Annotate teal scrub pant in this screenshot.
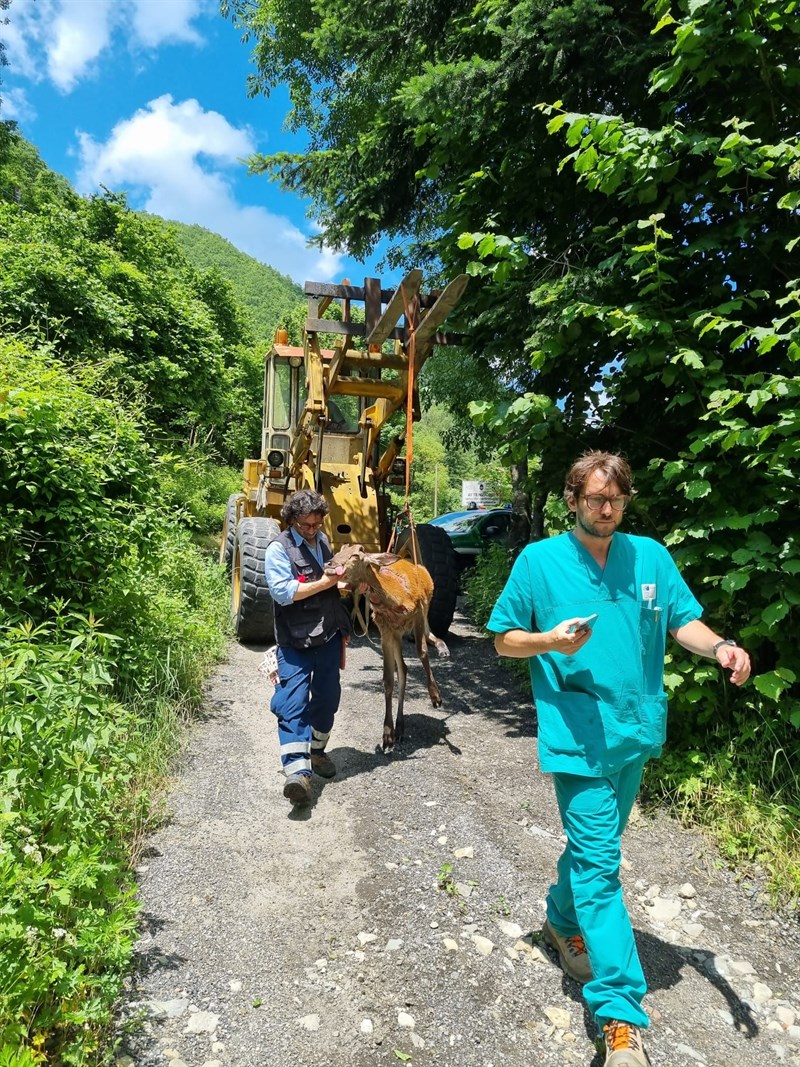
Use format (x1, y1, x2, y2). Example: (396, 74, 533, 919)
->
(546, 757, 649, 1028)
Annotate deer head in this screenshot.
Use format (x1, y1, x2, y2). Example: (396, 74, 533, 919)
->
(325, 545, 402, 587)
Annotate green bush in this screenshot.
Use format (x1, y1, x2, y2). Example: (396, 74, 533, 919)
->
(462, 544, 513, 630)
(0, 613, 142, 1064)
(156, 452, 241, 538)
(462, 545, 529, 687)
(102, 528, 230, 703)
(0, 340, 161, 615)
(0, 197, 230, 436)
(0, 136, 245, 1063)
(0, 340, 230, 1062)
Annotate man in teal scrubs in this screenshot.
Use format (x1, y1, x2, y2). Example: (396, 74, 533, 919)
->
(487, 451, 750, 1067)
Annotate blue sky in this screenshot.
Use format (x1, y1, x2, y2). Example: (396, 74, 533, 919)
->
(0, 0, 385, 285)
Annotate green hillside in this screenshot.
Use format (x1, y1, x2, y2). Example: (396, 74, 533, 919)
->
(166, 220, 303, 345)
(0, 128, 247, 1063)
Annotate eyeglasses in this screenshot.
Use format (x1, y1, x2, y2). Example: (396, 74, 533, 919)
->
(582, 494, 630, 512)
(295, 519, 324, 532)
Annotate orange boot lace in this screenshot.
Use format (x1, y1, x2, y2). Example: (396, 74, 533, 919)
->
(603, 1021, 643, 1052)
(565, 933, 587, 959)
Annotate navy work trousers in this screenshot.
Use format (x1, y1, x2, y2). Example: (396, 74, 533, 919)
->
(271, 633, 342, 777)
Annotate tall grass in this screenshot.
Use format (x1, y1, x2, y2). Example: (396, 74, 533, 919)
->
(642, 750, 800, 905)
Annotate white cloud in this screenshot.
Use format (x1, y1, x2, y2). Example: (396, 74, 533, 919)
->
(129, 0, 206, 48)
(3, 0, 207, 93)
(0, 87, 37, 124)
(48, 0, 115, 92)
(75, 95, 344, 283)
(1, 0, 54, 84)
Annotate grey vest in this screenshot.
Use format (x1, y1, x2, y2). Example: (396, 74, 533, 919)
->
(273, 529, 351, 650)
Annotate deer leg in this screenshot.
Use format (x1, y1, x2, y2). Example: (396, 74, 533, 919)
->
(415, 616, 442, 708)
(380, 630, 403, 750)
(395, 637, 409, 746)
(382, 629, 408, 748)
(425, 626, 450, 659)
(421, 604, 449, 658)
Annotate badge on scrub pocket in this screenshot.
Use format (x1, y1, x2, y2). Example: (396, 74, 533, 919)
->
(641, 583, 657, 604)
(258, 645, 280, 686)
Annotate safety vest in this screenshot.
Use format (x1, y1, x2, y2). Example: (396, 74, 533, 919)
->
(273, 529, 352, 649)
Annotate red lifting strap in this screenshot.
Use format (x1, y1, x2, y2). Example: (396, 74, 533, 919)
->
(393, 281, 419, 566)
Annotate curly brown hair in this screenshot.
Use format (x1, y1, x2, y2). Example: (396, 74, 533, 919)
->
(280, 489, 330, 526)
(563, 451, 634, 504)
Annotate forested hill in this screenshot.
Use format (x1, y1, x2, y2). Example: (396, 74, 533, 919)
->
(167, 220, 302, 344)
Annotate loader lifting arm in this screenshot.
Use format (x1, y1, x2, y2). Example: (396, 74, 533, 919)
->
(289, 272, 468, 486)
(223, 270, 468, 646)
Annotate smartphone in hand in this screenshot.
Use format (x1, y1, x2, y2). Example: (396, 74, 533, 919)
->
(569, 612, 599, 634)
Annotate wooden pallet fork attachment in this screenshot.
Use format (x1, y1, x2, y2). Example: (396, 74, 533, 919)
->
(409, 274, 469, 352)
(365, 268, 423, 347)
(288, 272, 467, 504)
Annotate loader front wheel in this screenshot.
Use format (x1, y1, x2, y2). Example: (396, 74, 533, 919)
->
(220, 493, 244, 571)
(232, 517, 281, 644)
(396, 523, 459, 638)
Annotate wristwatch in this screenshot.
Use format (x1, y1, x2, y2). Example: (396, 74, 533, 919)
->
(712, 639, 737, 656)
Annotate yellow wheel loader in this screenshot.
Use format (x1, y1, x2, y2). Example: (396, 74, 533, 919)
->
(220, 271, 468, 644)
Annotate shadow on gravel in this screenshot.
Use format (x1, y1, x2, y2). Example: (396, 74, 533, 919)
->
(330, 709, 464, 784)
(241, 622, 533, 743)
(278, 716, 462, 819)
(134, 929, 189, 980)
(279, 711, 466, 818)
(552, 927, 760, 1064)
(345, 628, 538, 741)
(436, 630, 538, 740)
(639, 930, 758, 1036)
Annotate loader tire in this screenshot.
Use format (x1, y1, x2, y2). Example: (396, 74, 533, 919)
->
(232, 516, 281, 644)
(220, 493, 243, 571)
(396, 523, 459, 638)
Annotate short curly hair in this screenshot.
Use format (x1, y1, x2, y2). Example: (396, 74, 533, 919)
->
(280, 489, 330, 527)
(564, 451, 634, 504)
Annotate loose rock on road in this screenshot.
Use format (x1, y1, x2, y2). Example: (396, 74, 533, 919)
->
(117, 609, 800, 1067)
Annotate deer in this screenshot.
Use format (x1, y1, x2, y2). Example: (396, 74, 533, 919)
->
(325, 544, 449, 750)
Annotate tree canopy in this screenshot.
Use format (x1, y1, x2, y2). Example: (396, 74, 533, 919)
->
(0, 132, 273, 459)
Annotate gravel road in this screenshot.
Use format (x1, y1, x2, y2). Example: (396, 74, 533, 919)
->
(116, 607, 800, 1067)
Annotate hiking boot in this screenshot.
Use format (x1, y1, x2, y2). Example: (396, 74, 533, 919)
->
(283, 773, 312, 806)
(542, 918, 593, 984)
(602, 1020, 651, 1067)
(310, 751, 337, 779)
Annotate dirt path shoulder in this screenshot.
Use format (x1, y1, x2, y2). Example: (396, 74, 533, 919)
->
(116, 609, 800, 1067)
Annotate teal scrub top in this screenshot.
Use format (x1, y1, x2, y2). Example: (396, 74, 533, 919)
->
(487, 532, 702, 777)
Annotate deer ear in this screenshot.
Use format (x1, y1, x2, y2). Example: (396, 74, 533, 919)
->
(366, 552, 401, 568)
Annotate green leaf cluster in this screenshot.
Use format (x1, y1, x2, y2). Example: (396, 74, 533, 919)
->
(531, 1, 800, 771)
